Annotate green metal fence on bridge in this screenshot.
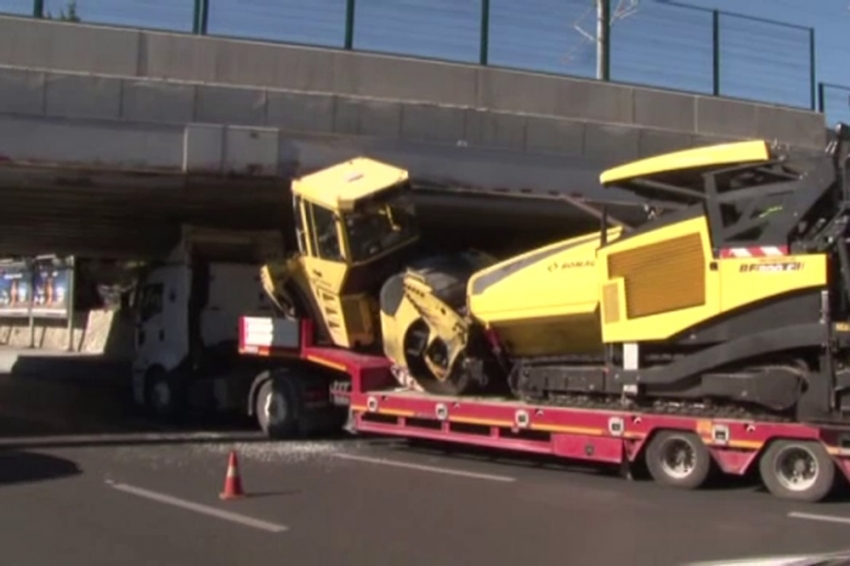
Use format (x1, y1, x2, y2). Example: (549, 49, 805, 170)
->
(819, 83, 850, 129)
(0, 0, 842, 122)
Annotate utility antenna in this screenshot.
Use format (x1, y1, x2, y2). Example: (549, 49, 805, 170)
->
(564, 0, 640, 73)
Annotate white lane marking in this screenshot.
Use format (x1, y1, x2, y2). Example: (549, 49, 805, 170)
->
(788, 511, 850, 526)
(332, 453, 516, 482)
(106, 481, 288, 533)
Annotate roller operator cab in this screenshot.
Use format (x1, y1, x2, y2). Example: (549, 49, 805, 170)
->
(259, 157, 497, 360)
(395, 123, 850, 424)
(261, 158, 419, 350)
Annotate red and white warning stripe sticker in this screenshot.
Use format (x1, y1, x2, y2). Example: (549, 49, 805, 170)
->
(719, 246, 788, 258)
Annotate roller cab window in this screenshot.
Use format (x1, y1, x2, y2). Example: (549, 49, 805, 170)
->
(343, 194, 418, 263)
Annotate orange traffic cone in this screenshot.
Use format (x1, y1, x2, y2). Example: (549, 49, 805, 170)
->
(219, 450, 245, 500)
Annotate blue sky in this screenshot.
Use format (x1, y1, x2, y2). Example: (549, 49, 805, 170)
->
(1, 0, 848, 125)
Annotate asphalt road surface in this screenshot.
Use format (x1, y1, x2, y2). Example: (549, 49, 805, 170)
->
(3, 371, 850, 566)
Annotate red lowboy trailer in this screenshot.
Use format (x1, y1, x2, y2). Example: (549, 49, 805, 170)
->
(238, 316, 850, 503)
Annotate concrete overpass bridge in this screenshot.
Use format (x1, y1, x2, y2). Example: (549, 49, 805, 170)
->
(0, 14, 830, 259)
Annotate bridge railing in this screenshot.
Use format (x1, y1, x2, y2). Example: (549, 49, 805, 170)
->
(0, 0, 820, 114)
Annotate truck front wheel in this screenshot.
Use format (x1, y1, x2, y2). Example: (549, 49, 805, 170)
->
(255, 378, 299, 439)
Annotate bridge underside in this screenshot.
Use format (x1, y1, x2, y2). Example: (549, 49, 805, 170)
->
(0, 163, 644, 260)
(0, 165, 288, 258)
(0, 109, 658, 261)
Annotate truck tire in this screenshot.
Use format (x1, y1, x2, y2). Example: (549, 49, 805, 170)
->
(255, 377, 299, 439)
(254, 369, 346, 439)
(645, 430, 712, 490)
(759, 439, 836, 502)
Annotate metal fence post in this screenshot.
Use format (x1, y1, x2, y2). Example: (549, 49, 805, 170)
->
(479, 0, 490, 65)
(201, 0, 210, 34)
(596, 0, 610, 81)
(33, 0, 44, 18)
(817, 82, 825, 114)
(344, 0, 356, 50)
(193, 0, 209, 34)
(712, 10, 720, 96)
(809, 27, 816, 111)
(192, 0, 201, 33)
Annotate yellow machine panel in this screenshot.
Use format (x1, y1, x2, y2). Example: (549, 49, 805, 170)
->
(292, 157, 408, 213)
(718, 255, 828, 313)
(380, 293, 424, 371)
(467, 227, 622, 356)
(598, 215, 721, 343)
(598, 216, 829, 344)
(608, 232, 706, 318)
(599, 140, 771, 185)
(301, 254, 352, 347)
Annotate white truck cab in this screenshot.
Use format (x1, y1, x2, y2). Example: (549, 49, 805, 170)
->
(131, 227, 280, 420)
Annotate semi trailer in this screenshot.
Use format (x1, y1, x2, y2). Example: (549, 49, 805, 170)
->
(240, 314, 850, 503)
(234, 123, 850, 502)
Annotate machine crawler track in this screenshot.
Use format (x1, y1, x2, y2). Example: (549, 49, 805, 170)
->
(506, 357, 799, 424)
(532, 392, 795, 423)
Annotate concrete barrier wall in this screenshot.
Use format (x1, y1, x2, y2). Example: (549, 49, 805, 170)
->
(0, 111, 281, 176)
(0, 107, 746, 205)
(0, 15, 827, 150)
(0, 309, 134, 357)
(0, 64, 824, 179)
(0, 111, 593, 199)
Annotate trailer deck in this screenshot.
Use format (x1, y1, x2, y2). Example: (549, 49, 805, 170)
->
(350, 387, 850, 472)
(239, 315, 850, 502)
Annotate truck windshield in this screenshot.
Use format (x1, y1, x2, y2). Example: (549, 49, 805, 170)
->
(344, 196, 417, 263)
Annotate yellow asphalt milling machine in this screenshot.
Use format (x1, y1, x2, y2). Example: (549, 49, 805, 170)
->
(261, 122, 850, 425)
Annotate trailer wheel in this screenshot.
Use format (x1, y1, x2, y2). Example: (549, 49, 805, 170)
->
(645, 430, 712, 490)
(255, 378, 299, 439)
(759, 440, 835, 502)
